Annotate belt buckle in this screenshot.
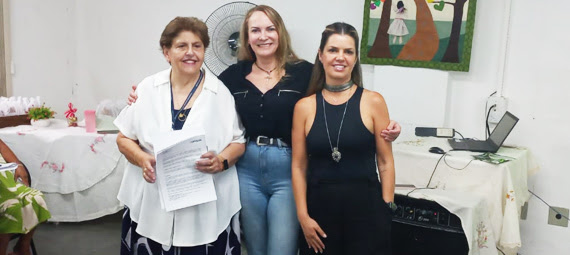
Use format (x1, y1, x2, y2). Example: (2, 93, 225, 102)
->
(256, 136, 269, 146)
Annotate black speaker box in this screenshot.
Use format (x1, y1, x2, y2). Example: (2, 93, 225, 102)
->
(391, 194, 469, 255)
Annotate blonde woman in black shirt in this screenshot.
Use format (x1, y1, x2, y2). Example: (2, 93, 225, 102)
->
(127, 6, 401, 255)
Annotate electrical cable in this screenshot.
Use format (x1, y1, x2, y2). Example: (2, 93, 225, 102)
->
(485, 91, 497, 140)
(443, 153, 474, 170)
(405, 187, 435, 197)
(497, 247, 506, 255)
(426, 152, 447, 188)
(486, 104, 497, 138)
(528, 189, 570, 221)
(426, 152, 474, 189)
(454, 130, 465, 140)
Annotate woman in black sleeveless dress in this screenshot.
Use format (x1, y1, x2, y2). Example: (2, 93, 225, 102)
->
(292, 22, 395, 255)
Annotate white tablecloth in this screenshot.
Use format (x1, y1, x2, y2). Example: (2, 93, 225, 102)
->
(0, 120, 124, 221)
(394, 137, 538, 253)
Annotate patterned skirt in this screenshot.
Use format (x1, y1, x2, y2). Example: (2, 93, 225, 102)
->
(121, 207, 241, 255)
(0, 170, 51, 234)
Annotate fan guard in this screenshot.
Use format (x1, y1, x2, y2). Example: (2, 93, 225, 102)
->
(204, 1, 257, 76)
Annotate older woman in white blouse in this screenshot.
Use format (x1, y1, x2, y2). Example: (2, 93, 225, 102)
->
(114, 17, 245, 255)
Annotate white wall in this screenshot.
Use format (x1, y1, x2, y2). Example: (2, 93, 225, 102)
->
(7, 0, 570, 254)
(502, 1, 570, 254)
(9, 0, 75, 111)
(9, 0, 364, 116)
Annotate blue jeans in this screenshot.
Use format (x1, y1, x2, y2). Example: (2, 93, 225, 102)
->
(237, 142, 299, 255)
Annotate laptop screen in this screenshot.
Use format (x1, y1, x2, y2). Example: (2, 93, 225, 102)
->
(489, 112, 519, 147)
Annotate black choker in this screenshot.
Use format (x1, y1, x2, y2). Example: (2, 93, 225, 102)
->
(324, 80, 353, 92)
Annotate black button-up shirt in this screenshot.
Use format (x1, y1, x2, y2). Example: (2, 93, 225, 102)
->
(219, 60, 313, 145)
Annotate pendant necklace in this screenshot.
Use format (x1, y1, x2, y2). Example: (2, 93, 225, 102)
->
(177, 109, 191, 121)
(322, 87, 351, 163)
(171, 70, 204, 129)
(254, 61, 277, 83)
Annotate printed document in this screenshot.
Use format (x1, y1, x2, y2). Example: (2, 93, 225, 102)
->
(153, 129, 217, 211)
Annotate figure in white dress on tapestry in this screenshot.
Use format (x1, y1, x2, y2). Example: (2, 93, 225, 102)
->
(387, 1, 409, 44)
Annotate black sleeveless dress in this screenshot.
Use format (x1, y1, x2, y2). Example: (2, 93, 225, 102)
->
(300, 87, 392, 255)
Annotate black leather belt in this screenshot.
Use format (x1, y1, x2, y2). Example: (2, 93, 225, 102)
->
(250, 135, 289, 147)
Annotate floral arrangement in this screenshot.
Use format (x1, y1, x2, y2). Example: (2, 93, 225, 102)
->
(65, 103, 78, 126)
(27, 104, 55, 120)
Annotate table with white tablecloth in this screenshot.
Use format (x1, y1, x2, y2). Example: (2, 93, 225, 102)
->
(393, 137, 538, 254)
(0, 120, 125, 222)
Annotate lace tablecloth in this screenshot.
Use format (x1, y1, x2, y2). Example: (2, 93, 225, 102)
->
(0, 120, 124, 221)
(394, 137, 538, 254)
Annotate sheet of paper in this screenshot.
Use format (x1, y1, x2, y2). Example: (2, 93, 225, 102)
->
(0, 163, 18, 172)
(153, 129, 217, 212)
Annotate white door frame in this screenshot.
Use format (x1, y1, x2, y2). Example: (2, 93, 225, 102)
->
(0, 0, 11, 97)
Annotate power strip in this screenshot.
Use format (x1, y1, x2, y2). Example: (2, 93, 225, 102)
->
(415, 127, 455, 138)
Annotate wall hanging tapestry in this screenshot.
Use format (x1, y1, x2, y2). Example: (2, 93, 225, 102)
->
(361, 0, 477, 72)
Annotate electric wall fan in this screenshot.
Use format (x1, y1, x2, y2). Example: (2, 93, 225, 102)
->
(204, 1, 257, 76)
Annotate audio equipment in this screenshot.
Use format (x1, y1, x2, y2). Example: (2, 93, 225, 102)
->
(392, 194, 469, 255)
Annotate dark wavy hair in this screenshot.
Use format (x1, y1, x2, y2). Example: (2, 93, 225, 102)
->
(159, 17, 209, 50)
(306, 22, 363, 96)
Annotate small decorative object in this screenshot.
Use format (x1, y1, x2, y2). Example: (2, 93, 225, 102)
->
(65, 103, 78, 127)
(27, 104, 55, 127)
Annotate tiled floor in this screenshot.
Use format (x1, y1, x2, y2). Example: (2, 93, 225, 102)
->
(8, 211, 122, 255)
(8, 210, 250, 255)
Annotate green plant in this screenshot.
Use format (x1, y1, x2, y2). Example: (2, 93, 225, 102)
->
(27, 104, 55, 120)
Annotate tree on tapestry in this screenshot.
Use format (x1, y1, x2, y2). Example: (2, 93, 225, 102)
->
(362, 0, 477, 71)
(438, 0, 469, 63)
(368, 0, 394, 58)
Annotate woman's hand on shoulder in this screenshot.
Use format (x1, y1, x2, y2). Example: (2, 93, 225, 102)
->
(14, 165, 30, 186)
(299, 215, 327, 254)
(127, 85, 138, 105)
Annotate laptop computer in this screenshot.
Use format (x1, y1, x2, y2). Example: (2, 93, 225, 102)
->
(448, 111, 519, 152)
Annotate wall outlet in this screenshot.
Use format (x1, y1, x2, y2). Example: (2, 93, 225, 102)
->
(487, 96, 508, 124)
(547, 206, 569, 227)
(520, 202, 528, 220)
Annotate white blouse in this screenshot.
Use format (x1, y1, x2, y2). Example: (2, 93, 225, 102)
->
(114, 68, 245, 246)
